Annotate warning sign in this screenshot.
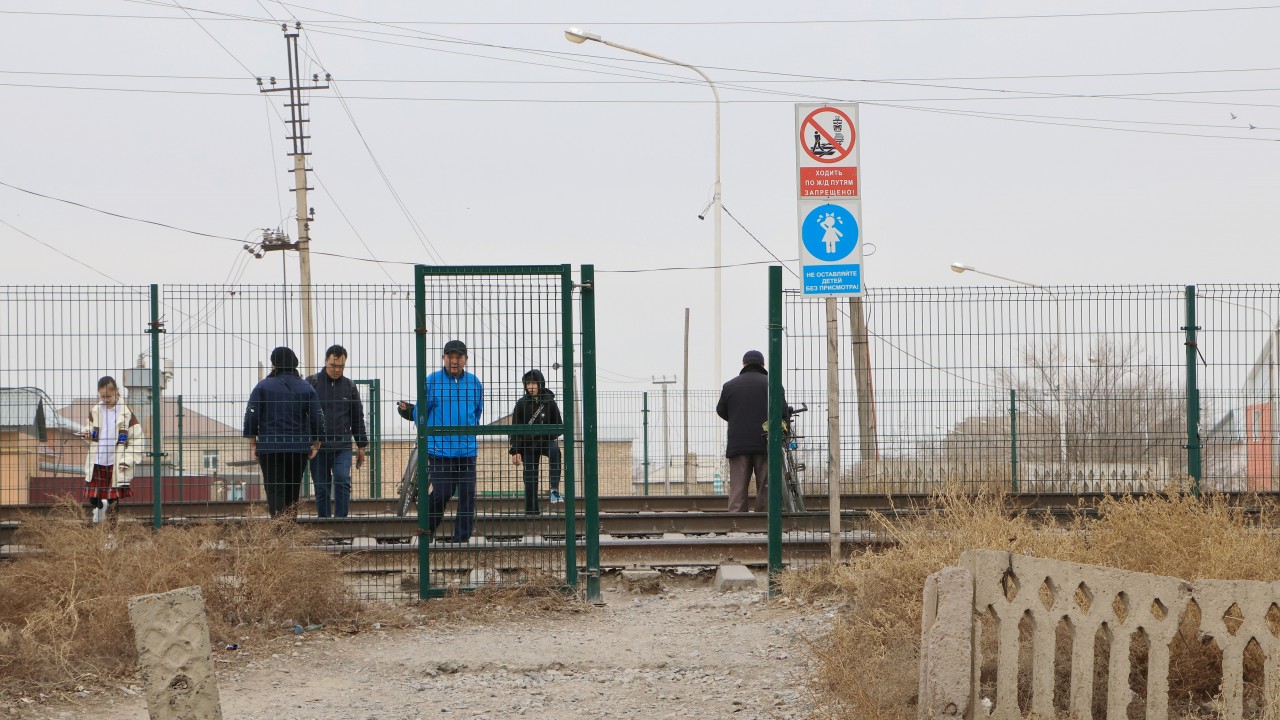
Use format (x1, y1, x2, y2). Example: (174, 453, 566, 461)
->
(799, 167, 858, 197)
(799, 107, 856, 164)
(796, 103, 863, 297)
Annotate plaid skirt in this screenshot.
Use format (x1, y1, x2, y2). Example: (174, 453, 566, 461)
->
(85, 464, 133, 502)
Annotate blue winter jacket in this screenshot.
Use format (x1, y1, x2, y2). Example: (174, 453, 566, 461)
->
(243, 372, 324, 454)
(415, 368, 484, 458)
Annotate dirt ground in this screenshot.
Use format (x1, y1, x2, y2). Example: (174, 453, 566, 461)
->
(4, 570, 835, 720)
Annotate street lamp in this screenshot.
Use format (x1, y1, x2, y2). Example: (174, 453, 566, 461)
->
(566, 27, 723, 387)
(951, 262, 1069, 468)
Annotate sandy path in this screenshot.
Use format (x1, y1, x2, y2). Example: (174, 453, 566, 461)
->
(11, 573, 832, 720)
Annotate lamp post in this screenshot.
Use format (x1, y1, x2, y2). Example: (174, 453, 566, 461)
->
(951, 262, 1069, 468)
(565, 27, 723, 387)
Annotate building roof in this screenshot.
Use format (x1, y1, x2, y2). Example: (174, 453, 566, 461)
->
(1, 387, 81, 440)
(57, 397, 241, 438)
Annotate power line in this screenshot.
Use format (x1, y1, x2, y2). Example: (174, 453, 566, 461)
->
(721, 205, 800, 280)
(0, 179, 246, 244)
(170, 1, 259, 78)
(0, 217, 126, 284)
(5, 79, 1279, 143)
(597, 259, 795, 273)
(6, 65, 1280, 83)
(9, 78, 1280, 107)
(9, 4, 1280, 24)
(869, 102, 1280, 142)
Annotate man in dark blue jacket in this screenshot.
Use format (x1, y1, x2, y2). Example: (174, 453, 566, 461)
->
(716, 350, 786, 512)
(397, 339, 484, 543)
(244, 346, 323, 518)
(306, 344, 369, 518)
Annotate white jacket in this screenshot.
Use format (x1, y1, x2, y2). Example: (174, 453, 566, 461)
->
(82, 402, 145, 487)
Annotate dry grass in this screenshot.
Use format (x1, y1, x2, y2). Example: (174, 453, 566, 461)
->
(0, 500, 363, 694)
(782, 483, 1280, 720)
(0, 501, 589, 697)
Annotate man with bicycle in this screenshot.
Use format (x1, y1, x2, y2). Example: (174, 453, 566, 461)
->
(396, 339, 484, 543)
(716, 350, 786, 512)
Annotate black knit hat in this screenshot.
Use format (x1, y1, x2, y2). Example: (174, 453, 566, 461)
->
(270, 346, 299, 370)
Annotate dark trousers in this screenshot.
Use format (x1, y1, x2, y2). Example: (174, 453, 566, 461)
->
(521, 440, 562, 515)
(425, 455, 477, 542)
(309, 449, 353, 518)
(727, 453, 768, 512)
(260, 452, 308, 518)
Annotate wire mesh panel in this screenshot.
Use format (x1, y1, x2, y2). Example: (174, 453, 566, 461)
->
(160, 283, 420, 601)
(783, 285, 1190, 496)
(1196, 285, 1280, 494)
(0, 285, 152, 512)
(411, 266, 578, 599)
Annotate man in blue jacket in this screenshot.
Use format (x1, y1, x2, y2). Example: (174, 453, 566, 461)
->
(397, 339, 484, 543)
(306, 344, 369, 518)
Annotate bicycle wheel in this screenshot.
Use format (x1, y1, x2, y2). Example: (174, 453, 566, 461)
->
(396, 444, 419, 517)
(781, 448, 805, 513)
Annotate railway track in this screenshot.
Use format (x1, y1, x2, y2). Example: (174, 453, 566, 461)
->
(8, 490, 1268, 524)
(4, 492, 1275, 567)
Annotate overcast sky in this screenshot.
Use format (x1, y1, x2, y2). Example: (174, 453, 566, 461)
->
(3, 1, 1278, 392)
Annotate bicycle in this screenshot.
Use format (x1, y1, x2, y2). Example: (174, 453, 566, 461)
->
(779, 403, 808, 513)
(396, 443, 420, 517)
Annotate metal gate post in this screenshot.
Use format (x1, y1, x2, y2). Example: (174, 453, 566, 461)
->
(414, 266, 432, 599)
(581, 265, 601, 603)
(561, 264, 579, 591)
(767, 266, 784, 596)
(1184, 285, 1202, 496)
(642, 392, 650, 496)
(355, 379, 381, 498)
(147, 284, 165, 530)
(1010, 389, 1019, 493)
(177, 394, 184, 502)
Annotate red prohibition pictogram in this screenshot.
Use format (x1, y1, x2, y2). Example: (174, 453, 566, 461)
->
(800, 107, 855, 164)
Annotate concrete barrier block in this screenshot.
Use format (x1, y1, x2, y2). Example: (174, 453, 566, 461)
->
(620, 570, 663, 594)
(127, 586, 223, 720)
(715, 564, 758, 592)
(919, 566, 973, 720)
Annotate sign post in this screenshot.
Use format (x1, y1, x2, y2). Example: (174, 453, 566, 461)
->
(796, 104, 863, 297)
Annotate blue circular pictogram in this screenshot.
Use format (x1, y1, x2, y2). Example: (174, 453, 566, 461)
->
(801, 205, 859, 261)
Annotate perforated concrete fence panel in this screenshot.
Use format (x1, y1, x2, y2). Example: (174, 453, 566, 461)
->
(920, 550, 1280, 720)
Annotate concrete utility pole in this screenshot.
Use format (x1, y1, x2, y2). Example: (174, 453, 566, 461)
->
(652, 375, 677, 489)
(683, 308, 693, 493)
(824, 298, 842, 561)
(259, 22, 329, 375)
(848, 297, 879, 486)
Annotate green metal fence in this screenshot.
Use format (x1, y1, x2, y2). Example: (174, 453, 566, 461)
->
(0, 269, 599, 602)
(4, 278, 1278, 592)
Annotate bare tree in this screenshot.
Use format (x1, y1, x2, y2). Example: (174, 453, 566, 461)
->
(993, 339, 1185, 469)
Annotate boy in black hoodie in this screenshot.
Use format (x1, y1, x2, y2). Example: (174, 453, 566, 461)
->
(508, 369, 563, 515)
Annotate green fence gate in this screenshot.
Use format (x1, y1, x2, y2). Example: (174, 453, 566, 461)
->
(410, 264, 600, 601)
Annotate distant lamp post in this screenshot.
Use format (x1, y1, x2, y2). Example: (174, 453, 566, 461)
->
(951, 262, 1069, 467)
(565, 26, 724, 387)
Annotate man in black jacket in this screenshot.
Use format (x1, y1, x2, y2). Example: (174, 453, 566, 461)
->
(715, 350, 785, 512)
(306, 344, 369, 518)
